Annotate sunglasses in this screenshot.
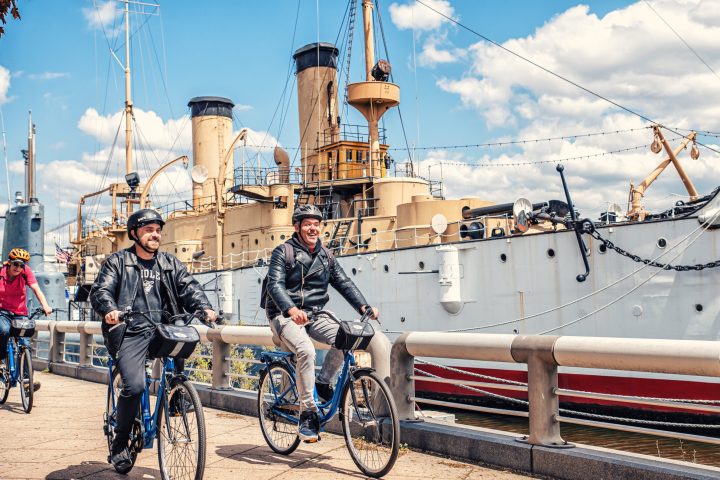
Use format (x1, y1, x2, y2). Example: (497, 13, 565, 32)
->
(10, 261, 25, 268)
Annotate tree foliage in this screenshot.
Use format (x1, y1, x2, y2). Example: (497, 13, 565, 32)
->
(0, 0, 20, 37)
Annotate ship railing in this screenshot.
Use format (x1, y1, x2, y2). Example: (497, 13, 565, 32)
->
(317, 123, 387, 148)
(187, 216, 520, 273)
(232, 166, 303, 188)
(155, 193, 246, 218)
(391, 332, 720, 448)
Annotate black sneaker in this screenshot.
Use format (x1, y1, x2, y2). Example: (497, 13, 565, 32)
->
(298, 410, 320, 443)
(110, 439, 133, 473)
(316, 382, 334, 403)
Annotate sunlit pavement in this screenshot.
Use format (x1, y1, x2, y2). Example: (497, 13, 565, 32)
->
(0, 371, 533, 479)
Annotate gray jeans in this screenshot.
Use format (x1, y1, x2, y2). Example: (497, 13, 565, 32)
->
(268, 312, 344, 412)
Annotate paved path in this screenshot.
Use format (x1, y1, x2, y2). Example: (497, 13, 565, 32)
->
(0, 372, 533, 479)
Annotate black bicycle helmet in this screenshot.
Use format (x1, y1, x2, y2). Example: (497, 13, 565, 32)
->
(292, 204, 323, 224)
(127, 209, 165, 241)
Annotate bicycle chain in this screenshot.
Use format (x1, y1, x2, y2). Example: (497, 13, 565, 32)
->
(580, 220, 720, 272)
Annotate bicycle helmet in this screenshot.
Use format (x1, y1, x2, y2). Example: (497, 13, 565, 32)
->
(292, 204, 323, 225)
(127, 208, 165, 241)
(8, 248, 30, 263)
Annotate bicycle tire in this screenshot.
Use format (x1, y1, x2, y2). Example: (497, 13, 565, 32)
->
(257, 362, 301, 455)
(157, 378, 206, 480)
(0, 368, 9, 404)
(106, 367, 139, 474)
(340, 369, 400, 478)
(18, 348, 33, 413)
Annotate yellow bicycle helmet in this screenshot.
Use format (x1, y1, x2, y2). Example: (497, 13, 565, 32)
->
(8, 248, 30, 263)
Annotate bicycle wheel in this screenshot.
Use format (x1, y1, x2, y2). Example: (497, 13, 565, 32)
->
(18, 348, 33, 413)
(0, 368, 9, 404)
(157, 378, 206, 480)
(106, 367, 138, 474)
(257, 362, 300, 455)
(340, 370, 400, 478)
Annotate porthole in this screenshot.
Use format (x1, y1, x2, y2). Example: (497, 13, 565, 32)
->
(271, 235, 275, 241)
(598, 244, 607, 254)
(371, 228, 377, 235)
(182, 247, 187, 252)
(324, 231, 330, 237)
(500, 253, 507, 263)
(383, 265, 389, 273)
(547, 248, 555, 258)
(696, 304, 703, 312)
(231, 242, 235, 249)
(257, 278, 261, 284)
(352, 268, 357, 276)
(657, 237, 667, 249)
(280, 234, 286, 240)
(418, 261, 425, 270)
(254, 239, 259, 245)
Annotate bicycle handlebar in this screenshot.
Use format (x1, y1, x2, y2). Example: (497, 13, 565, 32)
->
(117, 308, 215, 328)
(308, 307, 375, 324)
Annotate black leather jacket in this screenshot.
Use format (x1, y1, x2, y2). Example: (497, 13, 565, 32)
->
(265, 235, 368, 319)
(90, 247, 212, 321)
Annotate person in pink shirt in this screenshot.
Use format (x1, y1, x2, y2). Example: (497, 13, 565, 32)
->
(0, 248, 52, 369)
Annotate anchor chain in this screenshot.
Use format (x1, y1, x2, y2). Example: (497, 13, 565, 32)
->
(579, 220, 720, 272)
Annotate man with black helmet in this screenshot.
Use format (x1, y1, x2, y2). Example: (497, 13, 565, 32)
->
(264, 204, 379, 443)
(90, 208, 217, 470)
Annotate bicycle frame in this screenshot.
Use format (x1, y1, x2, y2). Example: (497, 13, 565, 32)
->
(261, 349, 358, 428)
(106, 355, 175, 450)
(4, 338, 26, 387)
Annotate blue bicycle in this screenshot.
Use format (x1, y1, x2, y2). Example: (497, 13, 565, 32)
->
(257, 309, 399, 478)
(103, 309, 207, 479)
(0, 308, 43, 414)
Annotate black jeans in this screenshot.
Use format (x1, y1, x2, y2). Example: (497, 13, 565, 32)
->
(104, 327, 154, 445)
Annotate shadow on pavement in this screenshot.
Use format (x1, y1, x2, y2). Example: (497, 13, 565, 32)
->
(45, 461, 161, 479)
(215, 443, 365, 477)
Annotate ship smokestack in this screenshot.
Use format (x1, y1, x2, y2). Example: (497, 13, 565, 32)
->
(187, 96, 235, 209)
(293, 43, 340, 182)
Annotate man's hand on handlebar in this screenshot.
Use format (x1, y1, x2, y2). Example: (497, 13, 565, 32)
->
(203, 308, 218, 329)
(287, 306, 309, 326)
(360, 305, 379, 321)
(105, 309, 122, 325)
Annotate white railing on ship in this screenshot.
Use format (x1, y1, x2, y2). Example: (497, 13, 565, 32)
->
(30, 320, 720, 449)
(190, 215, 518, 273)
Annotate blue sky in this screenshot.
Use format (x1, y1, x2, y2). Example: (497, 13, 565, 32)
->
(1, 0, 719, 245)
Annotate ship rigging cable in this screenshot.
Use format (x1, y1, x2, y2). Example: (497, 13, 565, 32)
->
(414, 0, 720, 156)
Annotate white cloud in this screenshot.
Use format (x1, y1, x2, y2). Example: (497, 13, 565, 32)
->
(233, 104, 253, 112)
(82, 1, 121, 31)
(418, 33, 465, 67)
(0, 65, 10, 104)
(389, 0, 455, 31)
(28, 72, 70, 81)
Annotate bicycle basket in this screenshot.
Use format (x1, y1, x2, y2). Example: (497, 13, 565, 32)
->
(150, 324, 200, 359)
(9, 317, 35, 337)
(334, 320, 374, 351)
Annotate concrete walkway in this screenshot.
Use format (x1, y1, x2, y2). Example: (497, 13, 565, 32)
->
(0, 372, 533, 479)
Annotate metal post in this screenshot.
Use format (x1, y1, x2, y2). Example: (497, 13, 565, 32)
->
(209, 327, 231, 390)
(367, 330, 391, 386)
(50, 323, 65, 365)
(389, 332, 417, 421)
(511, 335, 571, 447)
(78, 326, 93, 367)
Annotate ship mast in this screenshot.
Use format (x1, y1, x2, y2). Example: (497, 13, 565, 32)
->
(347, 0, 399, 178)
(25, 110, 35, 202)
(124, 0, 133, 180)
